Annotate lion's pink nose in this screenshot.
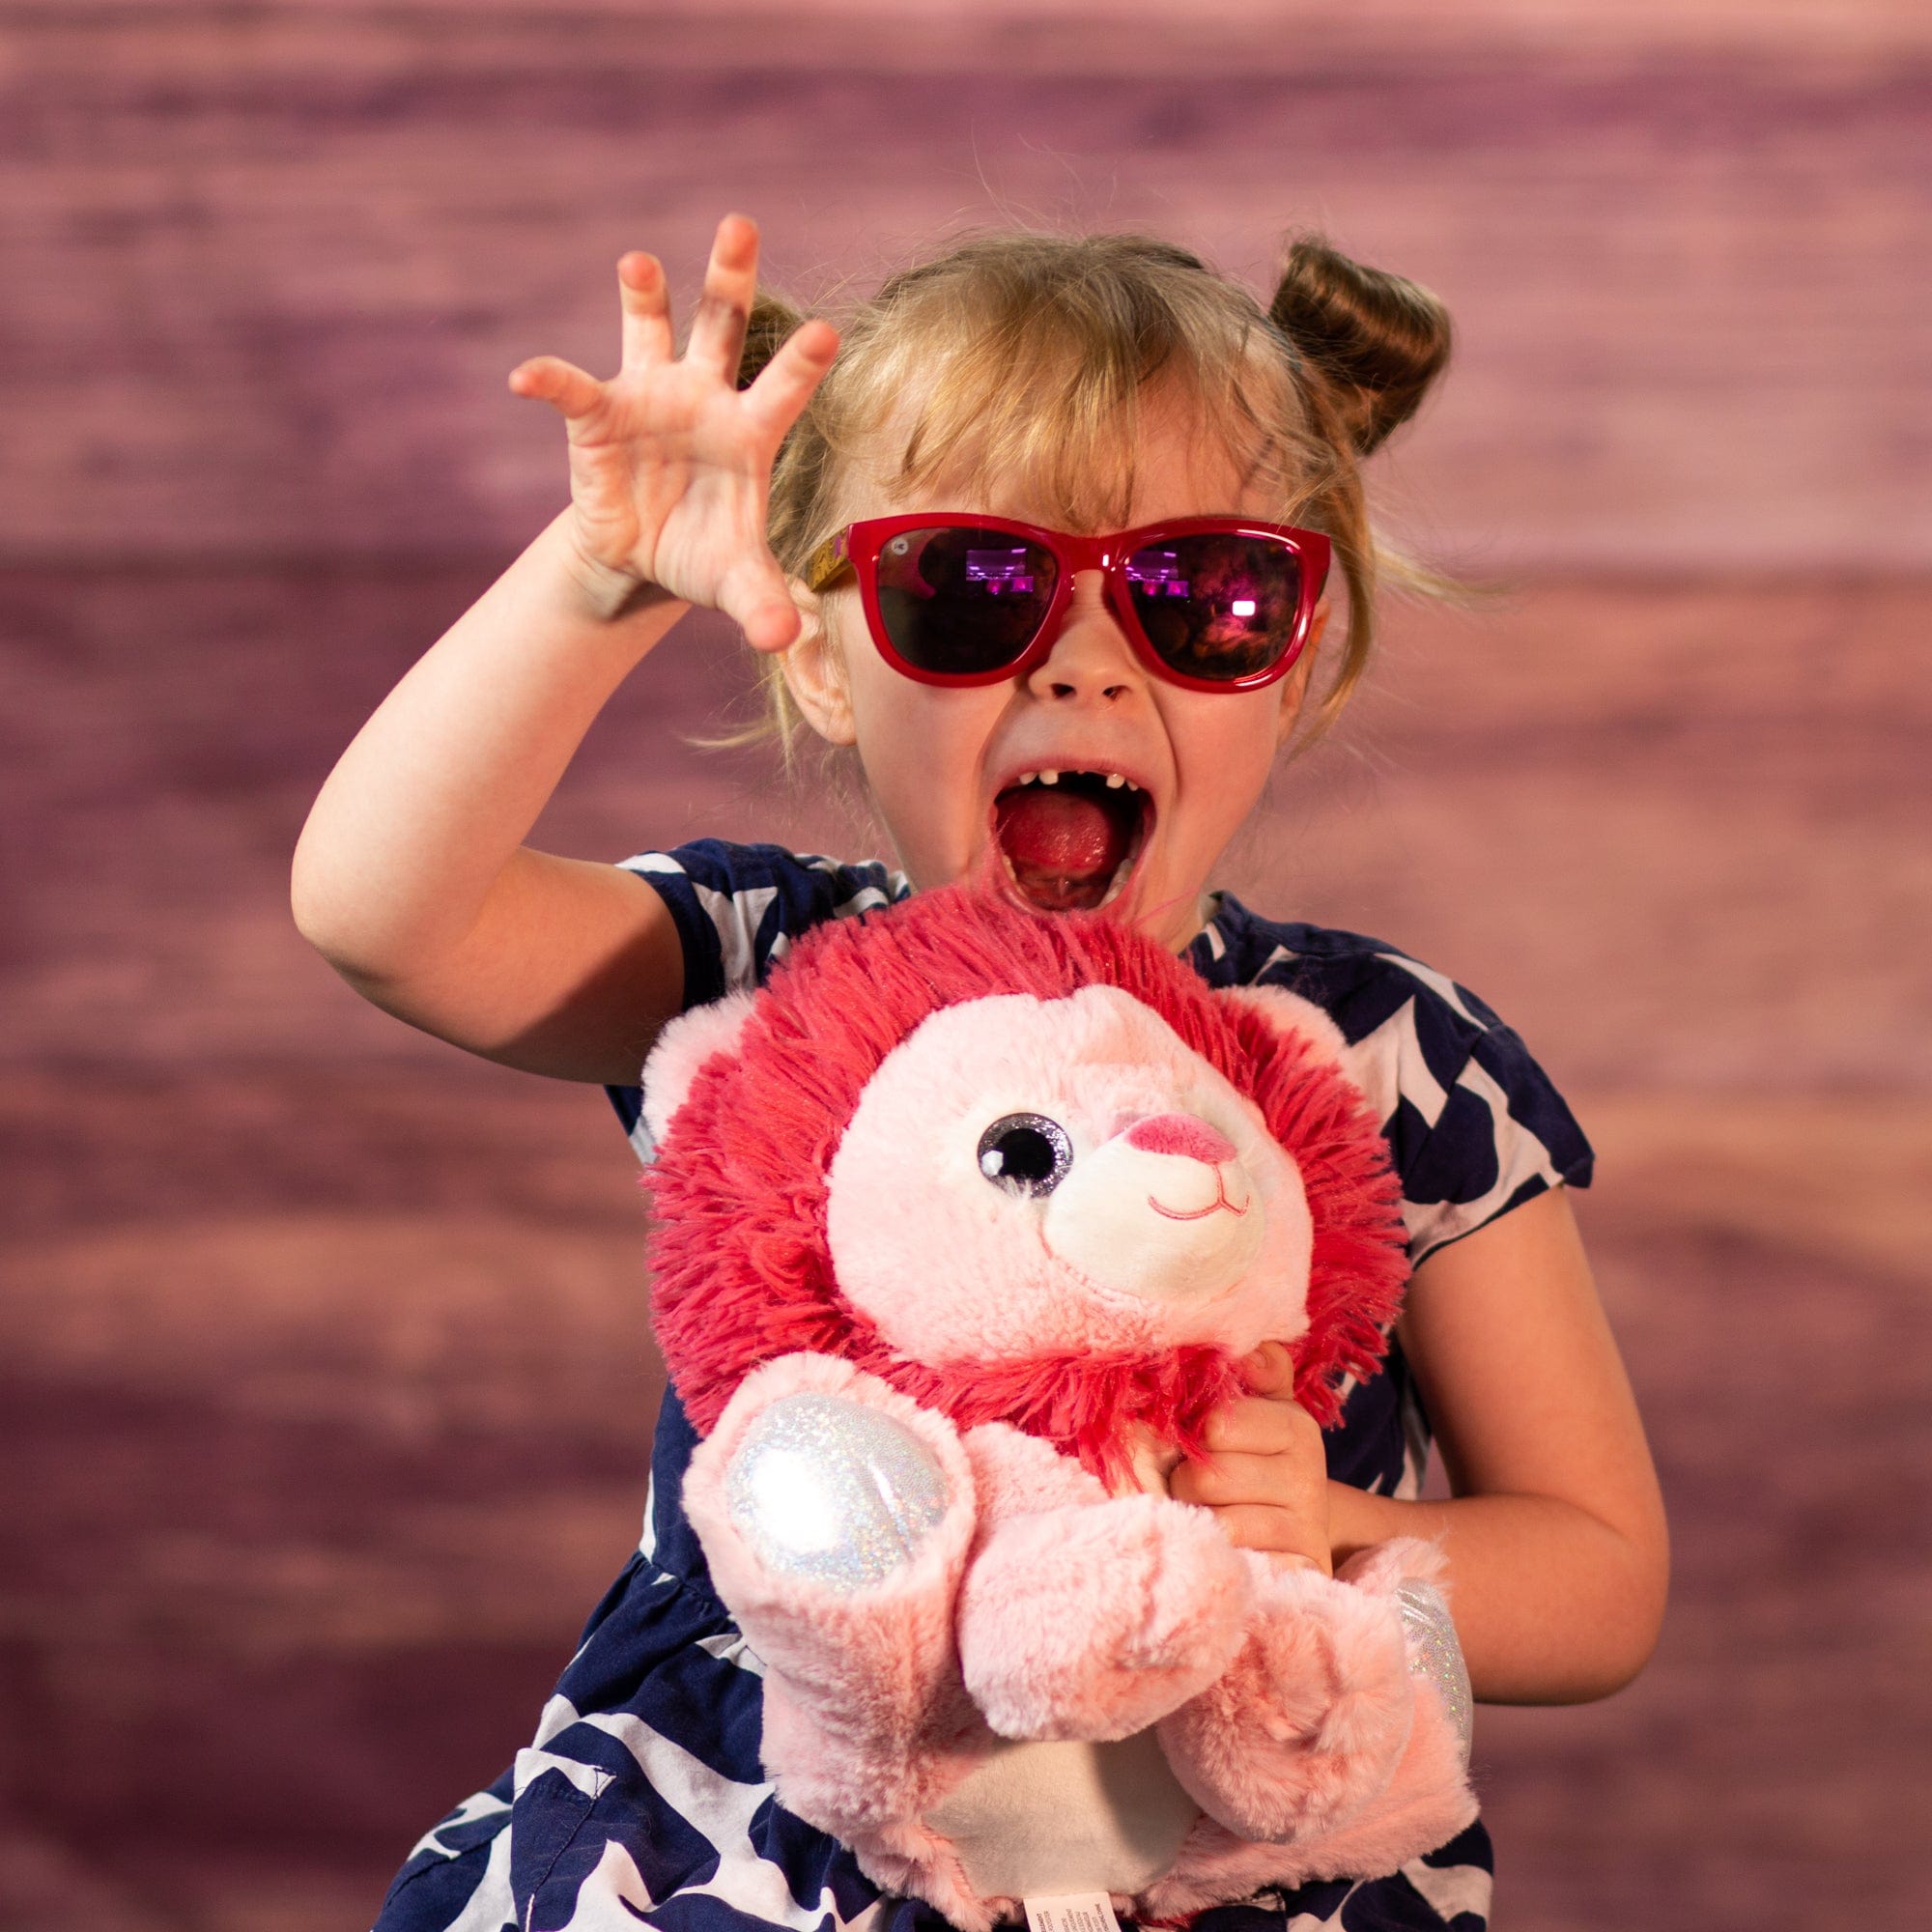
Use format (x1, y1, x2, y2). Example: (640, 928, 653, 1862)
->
(1124, 1114, 1236, 1164)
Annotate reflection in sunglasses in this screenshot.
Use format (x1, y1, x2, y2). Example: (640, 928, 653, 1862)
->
(965, 548, 1037, 595)
(1126, 551, 1190, 597)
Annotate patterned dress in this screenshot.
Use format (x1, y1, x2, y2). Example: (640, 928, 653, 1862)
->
(374, 841, 1593, 1932)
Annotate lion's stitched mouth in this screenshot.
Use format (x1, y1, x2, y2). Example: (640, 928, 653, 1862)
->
(1148, 1190, 1247, 1223)
(993, 770, 1151, 912)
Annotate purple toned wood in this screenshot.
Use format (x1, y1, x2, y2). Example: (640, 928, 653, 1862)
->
(5, 570, 1925, 1087)
(2, 8, 1927, 568)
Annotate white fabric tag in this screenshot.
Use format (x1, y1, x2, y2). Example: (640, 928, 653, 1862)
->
(1023, 1892, 1123, 1932)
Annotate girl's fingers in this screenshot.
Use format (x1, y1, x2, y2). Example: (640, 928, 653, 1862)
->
(741, 318, 840, 438)
(1202, 1391, 1321, 1457)
(1171, 1448, 1307, 1507)
(740, 599, 803, 654)
(617, 252, 674, 370)
(1189, 1501, 1331, 1573)
(685, 213, 759, 383)
(1239, 1339, 1299, 1399)
(718, 555, 803, 654)
(508, 355, 605, 428)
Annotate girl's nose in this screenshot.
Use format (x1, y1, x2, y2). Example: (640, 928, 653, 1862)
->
(1023, 570, 1143, 702)
(1124, 1114, 1237, 1165)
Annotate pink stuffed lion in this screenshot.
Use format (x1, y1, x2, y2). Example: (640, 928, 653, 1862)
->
(641, 886, 1477, 1929)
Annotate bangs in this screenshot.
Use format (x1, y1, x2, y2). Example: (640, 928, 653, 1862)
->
(818, 240, 1320, 534)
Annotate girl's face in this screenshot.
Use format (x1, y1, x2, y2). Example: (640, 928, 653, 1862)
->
(782, 392, 1323, 954)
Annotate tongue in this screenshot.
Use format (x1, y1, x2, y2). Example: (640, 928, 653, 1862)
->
(995, 785, 1131, 911)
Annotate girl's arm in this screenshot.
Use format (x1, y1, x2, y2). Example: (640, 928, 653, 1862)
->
(291, 215, 838, 1086)
(1175, 1185, 1668, 1705)
(1327, 1184, 1670, 1704)
(293, 511, 692, 1084)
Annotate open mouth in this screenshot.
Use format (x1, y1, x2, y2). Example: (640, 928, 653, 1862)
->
(992, 769, 1152, 913)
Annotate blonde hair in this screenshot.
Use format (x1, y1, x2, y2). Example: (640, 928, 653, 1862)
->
(728, 227, 1453, 754)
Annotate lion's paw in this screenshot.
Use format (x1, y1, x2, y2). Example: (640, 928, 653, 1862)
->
(724, 1389, 953, 1594)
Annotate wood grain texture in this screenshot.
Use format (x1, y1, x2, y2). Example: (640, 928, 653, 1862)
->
(2, 6, 1927, 567)
(6, 572, 1926, 1087)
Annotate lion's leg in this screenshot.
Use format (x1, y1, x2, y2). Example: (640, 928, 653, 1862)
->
(1155, 1546, 1427, 1843)
(683, 1353, 980, 1833)
(954, 1491, 1253, 1743)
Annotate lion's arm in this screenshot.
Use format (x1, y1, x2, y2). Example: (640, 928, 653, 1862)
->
(953, 1423, 1253, 1742)
(957, 1421, 1109, 1523)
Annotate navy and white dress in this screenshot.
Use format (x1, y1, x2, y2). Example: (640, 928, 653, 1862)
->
(374, 840, 1593, 1932)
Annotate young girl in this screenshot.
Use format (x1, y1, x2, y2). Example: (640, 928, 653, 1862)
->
(294, 213, 1669, 1932)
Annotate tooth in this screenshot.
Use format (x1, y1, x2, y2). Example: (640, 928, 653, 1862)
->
(1019, 772, 1037, 785)
(1040, 770, 1060, 784)
(1105, 773, 1124, 788)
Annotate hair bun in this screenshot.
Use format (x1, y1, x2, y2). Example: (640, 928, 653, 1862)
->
(1269, 236, 1452, 456)
(735, 290, 809, 391)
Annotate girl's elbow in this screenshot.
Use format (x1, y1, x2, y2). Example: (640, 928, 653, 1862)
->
(290, 824, 350, 952)
(1582, 1524, 1671, 1700)
(290, 855, 367, 975)
(290, 848, 403, 989)
(1582, 1611, 1665, 1701)
(290, 851, 335, 955)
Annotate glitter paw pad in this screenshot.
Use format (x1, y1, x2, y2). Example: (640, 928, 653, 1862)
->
(724, 1391, 952, 1594)
(1395, 1578, 1473, 1763)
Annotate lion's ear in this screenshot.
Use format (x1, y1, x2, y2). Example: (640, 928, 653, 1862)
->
(1218, 982, 1350, 1065)
(639, 991, 761, 1156)
(1217, 981, 1388, 1122)
(1219, 982, 1393, 1139)
(1221, 981, 1391, 1128)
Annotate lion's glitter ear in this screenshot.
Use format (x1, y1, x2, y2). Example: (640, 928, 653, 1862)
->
(638, 991, 760, 1159)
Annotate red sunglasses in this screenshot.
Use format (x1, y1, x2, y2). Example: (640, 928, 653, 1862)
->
(804, 514, 1331, 693)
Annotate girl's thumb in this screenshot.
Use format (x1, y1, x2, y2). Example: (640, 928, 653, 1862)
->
(1239, 1340, 1299, 1398)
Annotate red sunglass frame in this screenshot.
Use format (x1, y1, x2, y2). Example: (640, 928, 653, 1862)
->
(805, 513, 1333, 694)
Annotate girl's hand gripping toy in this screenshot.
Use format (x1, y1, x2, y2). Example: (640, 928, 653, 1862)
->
(643, 885, 1477, 1930)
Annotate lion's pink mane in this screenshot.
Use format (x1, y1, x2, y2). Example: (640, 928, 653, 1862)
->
(646, 885, 1407, 1483)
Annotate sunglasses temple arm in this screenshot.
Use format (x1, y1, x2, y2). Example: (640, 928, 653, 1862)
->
(804, 530, 852, 594)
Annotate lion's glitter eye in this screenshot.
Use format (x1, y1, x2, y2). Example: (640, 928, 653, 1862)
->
(977, 1114, 1073, 1196)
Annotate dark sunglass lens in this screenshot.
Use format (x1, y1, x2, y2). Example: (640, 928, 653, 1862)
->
(1125, 533, 1301, 680)
(873, 526, 1057, 676)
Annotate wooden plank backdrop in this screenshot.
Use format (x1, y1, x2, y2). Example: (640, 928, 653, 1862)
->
(1, 5, 1928, 1928)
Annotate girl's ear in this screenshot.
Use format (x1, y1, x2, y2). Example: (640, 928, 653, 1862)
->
(778, 578, 857, 746)
(1275, 597, 1327, 745)
(639, 990, 760, 1154)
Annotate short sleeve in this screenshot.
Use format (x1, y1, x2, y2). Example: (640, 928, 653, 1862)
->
(1331, 958, 1593, 1265)
(603, 839, 908, 1162)
(1221, 917, 1593, 1270)
(615, 838, 905, 1009)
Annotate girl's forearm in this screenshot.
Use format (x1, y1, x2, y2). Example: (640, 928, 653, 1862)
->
(1327, 1480, 1668, 1705)
(292, 507, 688, 980)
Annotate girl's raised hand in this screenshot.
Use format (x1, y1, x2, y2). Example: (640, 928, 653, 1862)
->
(508, 213, 838, 651)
